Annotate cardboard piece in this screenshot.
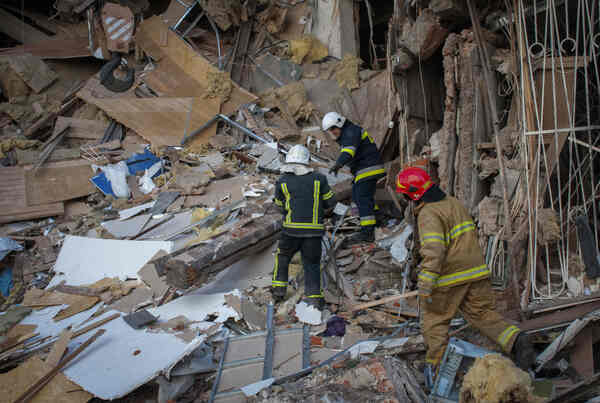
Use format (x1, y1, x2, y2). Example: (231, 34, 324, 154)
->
(0, 356, 92, 403)
(47, 236, 173, 288)
(0, 167, 64, 224)
(25, 161, 95, 205)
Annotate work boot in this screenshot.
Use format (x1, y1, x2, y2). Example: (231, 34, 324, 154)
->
(272, 287, 287, 303)
(512, 332, 536, 370)
(303, 297, 324, 311)
(342, 227, 375, 247)
(375, 210, 387, 227)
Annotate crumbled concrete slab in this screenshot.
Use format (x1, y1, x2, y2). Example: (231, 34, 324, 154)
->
(295, 301, 322, 325)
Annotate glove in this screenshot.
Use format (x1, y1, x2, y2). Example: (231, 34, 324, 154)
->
(329, 164, 341, 176)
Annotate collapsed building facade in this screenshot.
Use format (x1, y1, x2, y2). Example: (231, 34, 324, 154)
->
(0, 0, 600, 402)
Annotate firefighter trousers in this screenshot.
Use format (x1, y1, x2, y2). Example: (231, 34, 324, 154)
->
(352, 178, 379, 228)
(420, 279, 521, 366)
(272, 234, 322, 299)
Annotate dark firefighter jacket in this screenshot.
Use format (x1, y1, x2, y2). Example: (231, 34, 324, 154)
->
(335, 121, 385, 183)
(274, 171, 336, 237)
(416, 195, 489, 290)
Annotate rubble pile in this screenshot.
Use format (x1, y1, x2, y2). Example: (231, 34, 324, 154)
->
(0, 0, 599, 402)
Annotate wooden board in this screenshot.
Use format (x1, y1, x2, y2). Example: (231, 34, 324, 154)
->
(0, 167, 63, 224)
(0, 54, 58, 93)
(135, 15, 257, 116)
(0, 8, 50, 45)
(0, 37, 91, 59)
(16, 148, 81, 165)
(25, 161, 95, 205)
(54, 117, 108, 140)
(75, 96, 220, 147)
(0, 356, 92, 403)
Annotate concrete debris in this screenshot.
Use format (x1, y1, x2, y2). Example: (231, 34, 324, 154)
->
(295, 301, 322, 325)
(393, 9, 449, 72)
(0, 1, 595, 402)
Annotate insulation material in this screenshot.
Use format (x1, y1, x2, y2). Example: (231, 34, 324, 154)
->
(460, 354, 541, 403)
(288, 35, 329, 64)
(260, 82, 313, 121)
(335, 54, 362, 90)
(47, 236, 173, 288)
(205, 70, 233, 101)
(536, 209, 561, 244)
(0, 138, 39, 158)
(101, 4, 135, 52)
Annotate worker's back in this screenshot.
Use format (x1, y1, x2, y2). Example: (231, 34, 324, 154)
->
(418, 196, 488, 288)
(274, 171, 334, 237)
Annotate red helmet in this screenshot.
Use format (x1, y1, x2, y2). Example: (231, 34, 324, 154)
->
(396, 167, 433, 201)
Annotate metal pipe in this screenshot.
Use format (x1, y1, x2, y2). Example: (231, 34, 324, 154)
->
(204, 13, 223, 70)
(262, 304, 275, 380)
(208, 335, 230, 403)
(181, 113, 270, 145)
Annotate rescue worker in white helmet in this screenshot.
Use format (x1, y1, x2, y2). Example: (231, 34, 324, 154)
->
(272, 145, 336, 309)
(322, 112, 385, 246)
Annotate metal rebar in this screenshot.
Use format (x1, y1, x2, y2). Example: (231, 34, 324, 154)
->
(208, 335, 230, 403)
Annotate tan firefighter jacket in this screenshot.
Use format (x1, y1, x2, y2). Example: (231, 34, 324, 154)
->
(416, 196, 489, 291)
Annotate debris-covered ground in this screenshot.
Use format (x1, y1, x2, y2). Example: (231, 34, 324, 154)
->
(1, 0, 600, 402)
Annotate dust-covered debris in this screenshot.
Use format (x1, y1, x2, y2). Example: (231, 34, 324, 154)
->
(460, 354, 542, 403)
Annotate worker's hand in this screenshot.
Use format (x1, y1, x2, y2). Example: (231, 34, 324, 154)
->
(419, 287, 433, 303)
(329, 164, 341, 176)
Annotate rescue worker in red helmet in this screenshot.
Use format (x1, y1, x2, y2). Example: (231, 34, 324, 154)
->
(395, 167, 535, 386)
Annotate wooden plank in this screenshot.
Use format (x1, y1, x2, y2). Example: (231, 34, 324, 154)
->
(519, 299, 600, 331)
(351, 291, 419, 312)
(0, 8, 50, 44)
(16, 148, 81, 165)
(55, 117, 107, 139)
(25, 161, 95, 205)
(0, 54, 58, 93)
(0, 167, 64, 224)
(135, 15, 257, 116)
(0, 37, 91, 59)
(45, 329, 73, 367)
(75, 95, 220, 148)
(570, 326, 595, 379)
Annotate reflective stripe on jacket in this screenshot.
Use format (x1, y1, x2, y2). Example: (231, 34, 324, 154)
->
(417, 196, 489, 289)
(274, 171, 336, 237)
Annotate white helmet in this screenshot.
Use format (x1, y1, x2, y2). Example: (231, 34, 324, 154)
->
(285, 144, 310, 165)
(322, 112, 346, 131)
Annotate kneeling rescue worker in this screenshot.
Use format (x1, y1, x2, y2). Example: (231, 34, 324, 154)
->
(322, 112, 385, 246)
(272, 145, 336, 309)
(395, 167, 536, 386)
